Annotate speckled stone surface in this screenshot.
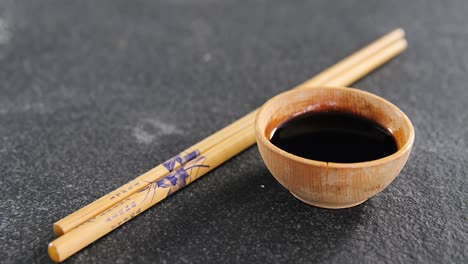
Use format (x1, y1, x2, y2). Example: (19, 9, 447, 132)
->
(0, 0, 467, 263)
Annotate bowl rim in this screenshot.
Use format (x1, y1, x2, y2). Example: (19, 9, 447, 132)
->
(255, 86, 415, 169)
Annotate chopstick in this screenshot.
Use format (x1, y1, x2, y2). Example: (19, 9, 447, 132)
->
(324, 39, 407, 87)
(53, 28, 406, 237)
(298, 28, 404, 87)
(48, 31, 407, 262)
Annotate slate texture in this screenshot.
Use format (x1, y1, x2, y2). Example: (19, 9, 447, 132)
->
(0, 0, 467, 263)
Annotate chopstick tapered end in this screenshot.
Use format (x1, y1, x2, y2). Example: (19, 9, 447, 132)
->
(394, 38, 409, 53)
(393, 28, 405, 38)
(401, 38, 408, 49)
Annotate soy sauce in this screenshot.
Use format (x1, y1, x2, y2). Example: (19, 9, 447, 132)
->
(270, 111, 398, 163)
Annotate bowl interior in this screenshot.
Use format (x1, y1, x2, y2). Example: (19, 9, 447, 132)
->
(257, 87, 414, 160)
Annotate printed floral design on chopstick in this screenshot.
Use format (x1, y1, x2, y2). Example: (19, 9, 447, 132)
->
(162, 150, 200, 172)
(106, 150, 200, 202)
(138, 156, 209, 204)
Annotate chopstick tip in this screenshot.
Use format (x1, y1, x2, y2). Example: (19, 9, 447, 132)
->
(399, 38, 409, 49)
(395, 28, 405, 37)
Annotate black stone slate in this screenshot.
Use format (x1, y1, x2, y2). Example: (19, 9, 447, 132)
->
(0, 0, 467, 263)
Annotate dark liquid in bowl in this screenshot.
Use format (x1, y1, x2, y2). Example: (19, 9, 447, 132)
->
(270, 111, 398, 163)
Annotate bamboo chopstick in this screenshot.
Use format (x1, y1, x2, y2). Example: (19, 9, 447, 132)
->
(52, 111, 256, 236)
(49, 125, 255, 263)
(324, 39, 407, 87)
(48, 33, 408, 262)
(53, 28, 406, 236)
(298, 28, 404, 87)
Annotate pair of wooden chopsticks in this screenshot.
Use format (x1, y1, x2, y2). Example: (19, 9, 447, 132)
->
(48, 29, 407, 262)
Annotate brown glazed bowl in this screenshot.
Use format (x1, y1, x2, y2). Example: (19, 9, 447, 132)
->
(255, 87, 414, 209)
